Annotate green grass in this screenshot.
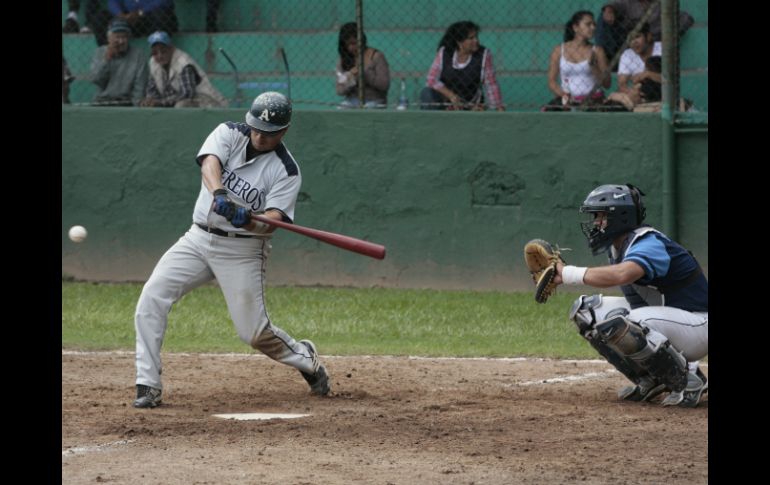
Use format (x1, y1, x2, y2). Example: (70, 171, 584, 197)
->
(62, 281, 608, 358)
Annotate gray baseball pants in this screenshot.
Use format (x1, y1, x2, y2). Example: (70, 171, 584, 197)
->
(134, 223, 317, 389)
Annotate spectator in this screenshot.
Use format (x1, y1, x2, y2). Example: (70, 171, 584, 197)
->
(616, 22, 661, 93)
(596, 0, 694, 66)
(108, 0, 179, 38)
(63, 55, 75, 104)
(63, 0, 83, 33)
(607, 55, 662, 111)
(335, 22, 390, 109)
(543, 11, 610, 111)
(89, 19, 148, 106)
(637, 55, 662, 103)
(63, 0, 112, 46)
(206, 0, 221, 33)
(419, 21, 504, 111)
(594, 4, 626, 70)
(140, 31, 228, 108)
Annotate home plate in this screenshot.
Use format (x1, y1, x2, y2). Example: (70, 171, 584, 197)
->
(213, 413, 311, 421)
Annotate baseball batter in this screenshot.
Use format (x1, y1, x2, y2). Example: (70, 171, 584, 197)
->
(553, 184, 708, 407)
(133, 91, 331, 408)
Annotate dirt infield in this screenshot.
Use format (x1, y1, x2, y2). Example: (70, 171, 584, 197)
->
(62, 352, 708, 484)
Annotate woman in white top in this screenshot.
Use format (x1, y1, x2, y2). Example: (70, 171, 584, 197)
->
(544, 11, 610, 110)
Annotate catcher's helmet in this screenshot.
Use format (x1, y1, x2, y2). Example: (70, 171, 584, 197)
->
(579, 184, 646, 255)
(245, 91, 292, 132)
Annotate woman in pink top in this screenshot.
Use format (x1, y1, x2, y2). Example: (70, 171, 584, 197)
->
(419, 21, 504, 111)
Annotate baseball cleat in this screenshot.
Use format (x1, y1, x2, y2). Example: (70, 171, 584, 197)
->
(618, 376, 667, 402)
(677, 368, 708, 408)
(133, 384, 162, 408)
(299, 339, 331, 396)
(660, 390, 685, 406)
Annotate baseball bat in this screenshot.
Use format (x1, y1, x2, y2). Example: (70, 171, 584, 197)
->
(251, 214, 386, 260)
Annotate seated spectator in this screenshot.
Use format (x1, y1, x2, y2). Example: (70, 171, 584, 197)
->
(109, 0, 178, 38)
(636, 55, 662, 104)
(607, 55, 662, 111)
(89, 19, 148, 106)
(596, 0, 694, 66)
(335, 22, 390, 109)
(63, 0, 112, 46)
(140, 31, 228, 108)
(419, 21, 504, 111)
(543, 11, 610, 111)
(616, 23, 661, 94)
(63, 55, 75, 104)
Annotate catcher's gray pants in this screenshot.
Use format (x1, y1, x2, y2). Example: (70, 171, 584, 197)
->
(594, 296, 708, 365)
(134, 224, 317, 389)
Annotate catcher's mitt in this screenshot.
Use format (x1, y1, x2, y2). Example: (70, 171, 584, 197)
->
(523, 239, 566, 304)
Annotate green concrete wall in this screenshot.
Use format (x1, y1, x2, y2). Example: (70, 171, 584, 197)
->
(62, 108, 707, 290)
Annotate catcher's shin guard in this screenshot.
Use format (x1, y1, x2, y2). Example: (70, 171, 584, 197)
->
(595, 316, 688, 393)
(587, 336, 646, 384)
(571, 295, 647, 384)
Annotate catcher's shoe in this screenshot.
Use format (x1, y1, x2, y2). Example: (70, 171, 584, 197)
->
(618, 376, 667, 402)
(133, 384, 162, 409)
(678, 368, 708, 408)
(660, 390, 684, 406)
(299, 339, 331, 396)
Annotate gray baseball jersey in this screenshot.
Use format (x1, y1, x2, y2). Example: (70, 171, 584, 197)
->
(193, 121, 302, 233)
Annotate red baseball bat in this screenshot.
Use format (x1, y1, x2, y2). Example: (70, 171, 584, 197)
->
(251, 214, 386, 260)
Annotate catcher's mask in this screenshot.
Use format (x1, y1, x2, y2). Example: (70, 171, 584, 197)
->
(579, 184, 646, 255)
(245, 91, 292, 133)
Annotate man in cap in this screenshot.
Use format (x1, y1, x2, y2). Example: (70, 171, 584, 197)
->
(88, 18, 148, 106)
(132, 91, 331, 409)
(140, 31, 228, 108)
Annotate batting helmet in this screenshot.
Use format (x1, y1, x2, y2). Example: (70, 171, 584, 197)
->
(579, 184, 646, 255)
(245, 92, 292, 132)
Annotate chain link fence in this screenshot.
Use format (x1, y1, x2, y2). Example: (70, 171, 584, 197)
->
(62, 0, 707, 113)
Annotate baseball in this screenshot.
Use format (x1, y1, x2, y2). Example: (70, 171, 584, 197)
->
(68, 225, 88, 243)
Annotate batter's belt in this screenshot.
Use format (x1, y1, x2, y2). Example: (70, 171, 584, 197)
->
(195, 223, 258, 239)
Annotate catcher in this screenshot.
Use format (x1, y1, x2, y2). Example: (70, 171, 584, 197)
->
(525, 184, 708, 408)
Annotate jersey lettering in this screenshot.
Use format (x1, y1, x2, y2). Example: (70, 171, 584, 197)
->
(238, 181, 251, 198)
(223, 171, 238, 189)
(220, 171, 266, 211)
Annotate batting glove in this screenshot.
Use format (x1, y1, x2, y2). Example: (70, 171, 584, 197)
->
(231, 207, 252, 228)
(212, 188, 235, 220)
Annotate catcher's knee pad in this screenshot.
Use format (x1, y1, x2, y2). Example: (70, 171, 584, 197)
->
(570, 294, 632, 334)
(595, 316, 688, 393)
(569, 294, 603, 336)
